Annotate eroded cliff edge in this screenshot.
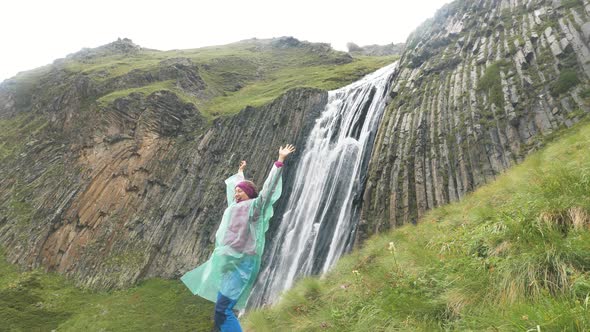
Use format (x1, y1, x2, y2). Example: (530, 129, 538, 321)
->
(361, 0, 590, 239)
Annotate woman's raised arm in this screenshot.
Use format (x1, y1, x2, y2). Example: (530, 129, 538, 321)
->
(253, 145, 296, 210)
(224, 160, 246, 206)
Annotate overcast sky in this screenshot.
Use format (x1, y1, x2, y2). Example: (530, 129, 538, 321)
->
(0, 0, 450, 82)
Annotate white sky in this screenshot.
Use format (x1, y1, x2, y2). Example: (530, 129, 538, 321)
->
(0, 0, 450, 82)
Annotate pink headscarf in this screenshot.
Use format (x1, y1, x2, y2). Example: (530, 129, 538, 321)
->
(236, 181, 258, 199)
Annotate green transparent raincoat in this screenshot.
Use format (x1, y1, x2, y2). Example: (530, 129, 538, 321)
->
(181, 163, 283, 309)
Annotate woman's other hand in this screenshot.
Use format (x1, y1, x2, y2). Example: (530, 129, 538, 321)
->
(238, 160, 247, 173)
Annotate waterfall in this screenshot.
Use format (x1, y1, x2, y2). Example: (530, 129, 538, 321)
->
(248, 62, 398, 308)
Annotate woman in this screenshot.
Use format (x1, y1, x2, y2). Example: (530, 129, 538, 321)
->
(181, 144, 296, 331)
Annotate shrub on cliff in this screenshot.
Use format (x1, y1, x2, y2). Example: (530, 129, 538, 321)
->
(551, 69, 580, 96)
(477, 61, 508, 110)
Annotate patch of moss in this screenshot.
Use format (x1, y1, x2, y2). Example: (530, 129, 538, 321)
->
(0, 113, 48, 162)
(8, 198, 33, 225)
(477, 61, 507, 110)
(561, 0, 583, 9)
(104, 245, 149, 270)
(580, 87, 590, 100)
(551, 69, 580, 96)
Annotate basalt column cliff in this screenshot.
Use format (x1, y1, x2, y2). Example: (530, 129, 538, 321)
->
(0, 38, 338, 288)
(361, 0, 590, 239)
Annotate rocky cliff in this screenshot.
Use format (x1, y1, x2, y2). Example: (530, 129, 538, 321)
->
(361, 0, 590, 239)
(0, 84, 326, 289)
(0, 38, 349, 288)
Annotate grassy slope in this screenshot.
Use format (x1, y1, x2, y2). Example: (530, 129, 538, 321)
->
(202, 55, 395, 117)
(245, 120, 590, 331)
(0, 250, 215, 331)
(58, 40, 397, 118)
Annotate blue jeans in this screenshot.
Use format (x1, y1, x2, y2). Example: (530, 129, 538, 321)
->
(214, 293, 241, 332)
(214, 256, 255, 331)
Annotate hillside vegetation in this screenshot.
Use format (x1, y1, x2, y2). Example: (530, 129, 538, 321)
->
(0, 249, 215, 331)
(4, 37, 397, 120)
(245, 119, 590, 331)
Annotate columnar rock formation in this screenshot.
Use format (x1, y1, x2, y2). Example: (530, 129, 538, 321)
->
(361, 0, 590, 239)
(0, 56, 326, 287)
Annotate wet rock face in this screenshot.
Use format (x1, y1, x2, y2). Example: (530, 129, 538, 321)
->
(0, 63, 326, 288)
(361, 0, 590, 239)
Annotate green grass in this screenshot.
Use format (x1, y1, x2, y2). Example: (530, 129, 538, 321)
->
(204, 56, 397, 116)
(64, 52, 164, 80)
(96, 80, 175, 105)
(0, 249, 215, 331)
(59, 39, 398, 118)
(95, 79, 210, 115)
(5, 39, 396, 124)
(245, 119, 590, 331)
(0, 113, 48, 162)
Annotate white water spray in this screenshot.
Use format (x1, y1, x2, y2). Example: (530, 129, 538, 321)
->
(249, 62, 398, 308)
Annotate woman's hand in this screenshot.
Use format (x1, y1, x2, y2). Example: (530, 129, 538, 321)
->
(238, 160, 247, 173)
(278, 144, 296, 162)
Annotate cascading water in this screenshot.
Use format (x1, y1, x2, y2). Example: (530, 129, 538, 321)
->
(248, 62, 398, 308)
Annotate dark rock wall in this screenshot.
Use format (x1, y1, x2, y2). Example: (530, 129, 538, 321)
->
(361, 0, 590, 239)
(0, 67, 326, 288)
